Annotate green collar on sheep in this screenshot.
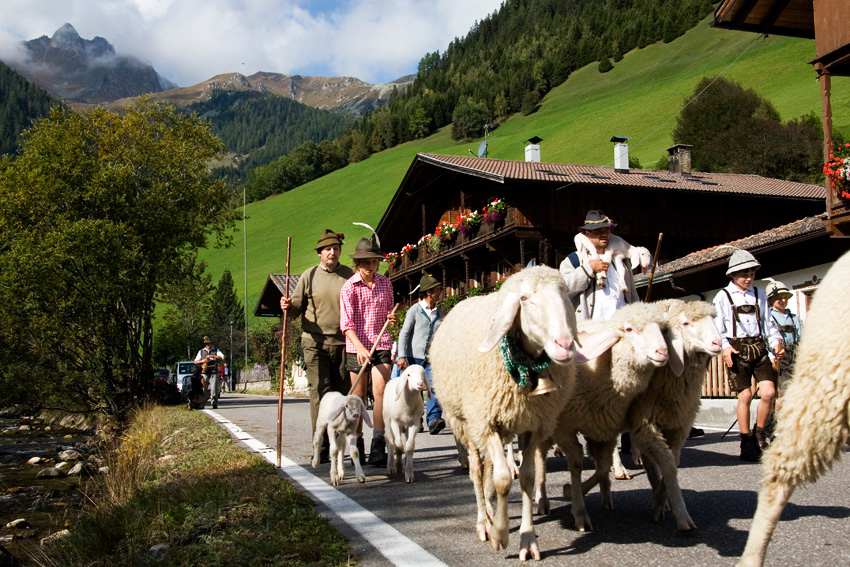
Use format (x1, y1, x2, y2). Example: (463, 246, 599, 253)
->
(499, 334, 551, 389)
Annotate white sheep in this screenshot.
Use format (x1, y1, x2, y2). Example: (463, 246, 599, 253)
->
(383, 364, 431, 483)
(539, 302, 678, 531)
(574, 233, 652, 292)
(430, 265, 610, 561)
(738, 250, 850, 567)
(568, 299, 721, 532)
(312, 392, 373, 485)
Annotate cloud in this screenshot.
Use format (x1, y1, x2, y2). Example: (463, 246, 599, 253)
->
(0, 0, 502, 86)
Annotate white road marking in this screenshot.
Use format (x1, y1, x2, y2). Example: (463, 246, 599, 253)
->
(205, 410, 448, 567)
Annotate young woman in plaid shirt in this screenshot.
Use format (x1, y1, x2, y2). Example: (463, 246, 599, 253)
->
(340, 236, 397, 467)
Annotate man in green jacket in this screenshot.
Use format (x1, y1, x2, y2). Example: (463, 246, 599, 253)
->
(281, 229, 354, 462)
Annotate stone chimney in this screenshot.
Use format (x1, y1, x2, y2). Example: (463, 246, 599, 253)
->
(611, 136, 630, 173)
(667, 144, 693, 176)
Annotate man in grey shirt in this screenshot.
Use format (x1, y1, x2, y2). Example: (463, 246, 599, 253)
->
(397, 274, 445, 434)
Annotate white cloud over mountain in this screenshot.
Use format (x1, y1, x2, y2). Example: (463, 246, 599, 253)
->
(0, 0, 503, 86)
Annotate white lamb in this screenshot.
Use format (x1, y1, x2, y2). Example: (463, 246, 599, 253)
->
(540, 302, 679, 532)
(312, 392, 373, 486)
(430, 265, 610, 561)
(568, 299, 721, 531)
(574, 232, 651, 291)
(383, 364, 431, 483)
(738, 250, 850, 567)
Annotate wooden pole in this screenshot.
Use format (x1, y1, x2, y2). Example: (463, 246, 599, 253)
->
(644, 232, 664, 302)
(348, 303, 399, 396)
(276, 237, 291, 468)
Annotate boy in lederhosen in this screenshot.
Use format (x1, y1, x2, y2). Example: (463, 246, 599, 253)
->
(713, 250, 784, 461)
(765, 280, 803, 434)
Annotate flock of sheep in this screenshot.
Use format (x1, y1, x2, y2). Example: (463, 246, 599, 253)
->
(311, 251, 850, 565)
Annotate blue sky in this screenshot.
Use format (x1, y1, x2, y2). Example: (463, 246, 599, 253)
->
(0, 0, 503, 86)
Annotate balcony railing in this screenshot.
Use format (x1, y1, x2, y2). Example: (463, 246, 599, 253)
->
(386, 206, 521, 278)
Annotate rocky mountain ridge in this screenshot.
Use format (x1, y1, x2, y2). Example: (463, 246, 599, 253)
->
(9, 23, 170, 104)
(108, 71, 414, 116)
(3, 23, 413, 116)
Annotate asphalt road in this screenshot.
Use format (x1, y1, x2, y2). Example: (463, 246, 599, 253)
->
(207, 392, 850, 566)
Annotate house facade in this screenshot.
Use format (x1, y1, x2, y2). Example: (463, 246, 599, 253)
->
(377, 148, 826, 302)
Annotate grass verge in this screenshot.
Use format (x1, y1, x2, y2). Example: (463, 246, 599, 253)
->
(37, 405, 350, 567)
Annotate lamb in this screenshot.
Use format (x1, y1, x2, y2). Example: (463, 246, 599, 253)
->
(430, 265, 609, 561)
(574, 232, 652, 291)
(383, 364, 431, 482)
(312, 392, 373, 485)
(738, 250, 850, 567)
(539, 302, 678, 532)
(569, 299, 721, 531)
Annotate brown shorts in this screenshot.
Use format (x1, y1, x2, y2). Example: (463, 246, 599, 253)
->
(345, 349, 392, 372)
(727, 337, 776, 392)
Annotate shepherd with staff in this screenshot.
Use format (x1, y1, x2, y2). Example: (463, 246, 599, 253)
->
(340, 223, 397, 468)
(279, 229, 353, 464)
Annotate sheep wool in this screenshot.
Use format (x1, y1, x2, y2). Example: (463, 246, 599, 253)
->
(738, 249, 850, 567)
(430, 265, 580, 561)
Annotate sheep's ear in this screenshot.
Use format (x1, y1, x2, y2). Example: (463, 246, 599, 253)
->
(359, 399, 373, 429)
(665, 328, 685, 377)
(328, 404, 345, 422)
(395, 379, 405, 402)
(479, 291, 520, 352)
(574, 330, 620, 363)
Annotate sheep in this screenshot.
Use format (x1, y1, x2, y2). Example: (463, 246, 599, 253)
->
(574, 233, 652, 291)
(737, 250, 850, 567)
(569, 299, 721, 532)
(538, 302, 678, 532)
(312, 392, 373, 485)
(383, 364, 431, 482)
(430, 265, 610, 561)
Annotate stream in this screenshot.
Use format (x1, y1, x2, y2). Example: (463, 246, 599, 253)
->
(0, 415, 96, 563)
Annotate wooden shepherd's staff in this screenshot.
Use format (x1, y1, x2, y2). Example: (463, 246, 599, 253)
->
(276, 237, 291, 468)
(644, 232, 664, 302)
(349, 303, 399, 395)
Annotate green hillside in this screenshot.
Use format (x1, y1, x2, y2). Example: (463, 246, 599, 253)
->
(199, 15, 850, 328)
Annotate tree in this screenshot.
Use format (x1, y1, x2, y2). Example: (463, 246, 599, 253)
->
(0, 98, 237, 416)
(673, 77, 821, 181)
(206, 269, 245, 365)
(451, 98, 491, 141)
(158, 253, 214, 361)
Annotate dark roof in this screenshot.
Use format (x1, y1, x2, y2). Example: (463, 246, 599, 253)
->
(416, 154, 825, 199)
(712, 0, 814, 39)
(254, 273, 300, 317)
(634, 215, 828, 284)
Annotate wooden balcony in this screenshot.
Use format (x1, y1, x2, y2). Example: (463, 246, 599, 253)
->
(386, 206, 534, 280)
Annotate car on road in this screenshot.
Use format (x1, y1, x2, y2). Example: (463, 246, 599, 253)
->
(153, 368, 170, 382)
(170, 361, 197, 397)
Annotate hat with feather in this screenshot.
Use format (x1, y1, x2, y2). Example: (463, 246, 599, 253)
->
(348, 222, 385, 260)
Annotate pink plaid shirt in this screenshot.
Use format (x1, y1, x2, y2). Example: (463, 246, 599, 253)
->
(339, 272, 394, 354)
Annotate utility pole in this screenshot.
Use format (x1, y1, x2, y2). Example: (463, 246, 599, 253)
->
(243, 184, 248, 366)
(229, 315, 234, 391)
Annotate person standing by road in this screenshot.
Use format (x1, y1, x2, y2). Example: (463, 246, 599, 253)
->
(280, 229, 353, 464)
(397, 273, 445, 435)
(765, 280, 803, 430)
(340, 232, 396, 467)
(194, 336, 224, 409)
(713, 250, 784, 460)
(559, 209, 640, 321)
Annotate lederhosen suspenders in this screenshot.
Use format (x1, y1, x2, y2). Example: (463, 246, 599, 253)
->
(722, 287, 764, 339)
(771, 312, 798, 346)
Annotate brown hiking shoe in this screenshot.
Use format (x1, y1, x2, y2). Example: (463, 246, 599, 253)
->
(740, 432, 762, 462)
